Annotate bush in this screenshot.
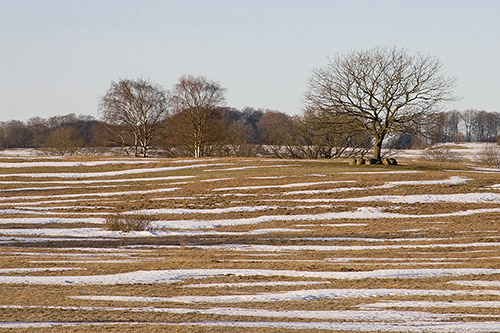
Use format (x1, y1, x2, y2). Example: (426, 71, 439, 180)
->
(103, 214, 155, 232)
(477, 145, 500, 167)
(423, 147, 461, 163)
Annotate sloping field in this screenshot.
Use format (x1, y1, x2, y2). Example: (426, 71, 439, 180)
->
(1, 151, 500, 332)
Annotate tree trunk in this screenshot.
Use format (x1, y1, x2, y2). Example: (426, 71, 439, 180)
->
(194, 141, 201, 158)
(373, 135, 385, 161)
(134, 134, 139, 157)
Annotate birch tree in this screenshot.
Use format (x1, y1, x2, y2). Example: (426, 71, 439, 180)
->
(99, 78, 170, 157)
(171, 75, 226, 157)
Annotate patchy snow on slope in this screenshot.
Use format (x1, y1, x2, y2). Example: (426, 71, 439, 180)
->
(3, 268, 500, 285)
(339, 192, 500, 203)
(292, 237, 449, 242)
(0, 227, 307, 238)
(361, 300, 500, 309)
(70, 287, 500, 303)
(341, 171, 423, 174)
(4, 320, 500, 332)
(142, 206, 500, 229)
(194, 241, 500, 252)
(0, 160, 163, 168)
(212, 181, 356, 191)
(205, 165, 296, 172)
(0, 217, 104, 225)
(0, 304, 482, 321)
(200, 178, 234, 182)
(284, 176, 470, 195)
(0, 267, 83, 273)
(126, 206, 277, 215)
(0, 175, 195, 185)
(182, 281, 329, 288)
(0, 163, 231, 178)
(0, 187, 179, 202)
(449, 280, 500, 287)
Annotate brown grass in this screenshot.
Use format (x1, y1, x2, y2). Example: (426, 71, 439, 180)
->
(1, 156, 500, 330)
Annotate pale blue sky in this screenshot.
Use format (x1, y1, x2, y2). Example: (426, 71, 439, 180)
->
(1, 0, 499, 121)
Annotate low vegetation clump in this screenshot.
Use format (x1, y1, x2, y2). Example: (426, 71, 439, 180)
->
(423, 146, 461, 163)
(103, 214, 155, 232)
(477, 144, 500, 167)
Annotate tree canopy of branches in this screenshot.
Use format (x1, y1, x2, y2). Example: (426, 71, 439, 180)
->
(170, 75, 226, 157)
(43, 126, 84, 155)
(298, 110, 372, 158)
(99, 78, 170, 157)
(305, 46, 456, 160)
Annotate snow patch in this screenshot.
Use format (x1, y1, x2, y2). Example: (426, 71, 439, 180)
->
(3, 268, 500, 285)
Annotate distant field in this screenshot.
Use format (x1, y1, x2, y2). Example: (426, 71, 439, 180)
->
(1, 146, 500, 332)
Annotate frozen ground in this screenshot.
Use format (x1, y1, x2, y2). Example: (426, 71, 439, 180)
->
(1, 148, 500, 331)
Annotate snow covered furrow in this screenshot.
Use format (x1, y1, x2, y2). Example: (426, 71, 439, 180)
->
(3, 268, 500, 285)
(70, 287, 500, 303)
(0, 163, 231, 178)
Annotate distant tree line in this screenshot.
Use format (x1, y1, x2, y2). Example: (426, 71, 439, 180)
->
(388, 109, 500, 150)
(1, 47, 492, 158)
(0, 105, 370, 157)
(3, 107, 498, 157)
(435, 109, 500, 143)
(0, 114, 106, 153)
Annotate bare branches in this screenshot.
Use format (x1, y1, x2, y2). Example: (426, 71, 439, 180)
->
(99, 78, 171, 157)
(170, 75, 226, 157)
(305, 46, 456, 160)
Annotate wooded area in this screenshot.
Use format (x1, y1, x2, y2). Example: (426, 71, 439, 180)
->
(1, 48, 496, 158)
(1, 108, 498, 158)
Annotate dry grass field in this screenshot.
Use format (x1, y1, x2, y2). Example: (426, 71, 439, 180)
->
(1, 146, 500, 332)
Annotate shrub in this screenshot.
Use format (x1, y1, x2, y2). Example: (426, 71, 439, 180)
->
(423, 147, 461, 163)
(103, 214, 155, 232)
(477, 145, 500, 167)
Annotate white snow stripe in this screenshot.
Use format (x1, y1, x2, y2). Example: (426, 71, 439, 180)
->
(2, 268, 500, 285)
(449, 280, 500, 287)
(0, 175, 195, 185)
(0, 187, 179, 202)
(0, 227, 307, 238)
(337, 192, 500, 204)
(0, 163, 231, 178)
(126, 206, 277, 215)
(0, 267, 83, 273)
(70, 288, 500, 303)
(212, 181, 356, 191)
(0, 305, 479, 321)
(194, 242, 500, 252)
(284, 176, 470, 195)
(361, 300, 500, 309)
(205, 165, 296, 172)
(146, 206, 500, 229)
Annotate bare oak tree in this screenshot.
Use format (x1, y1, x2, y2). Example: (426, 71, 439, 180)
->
(305, 47, 456, 160)
(99, 78, 170, 157)
(171, 75, 226, 157)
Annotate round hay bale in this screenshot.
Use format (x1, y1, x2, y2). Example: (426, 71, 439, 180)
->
(348, 158, 356, 166)
(389, 158, 397, 165)
(355, 158, 365, 165)
(382, 158, 391, 166)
